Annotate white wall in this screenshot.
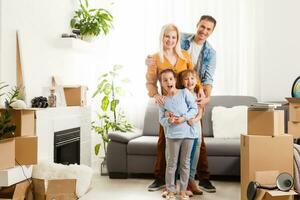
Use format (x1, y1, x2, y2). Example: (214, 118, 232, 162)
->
(258, 0, 300, 101)
(0, 0, 110, 105)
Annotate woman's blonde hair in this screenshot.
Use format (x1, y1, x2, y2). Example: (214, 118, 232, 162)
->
(159, 24, 185, 63)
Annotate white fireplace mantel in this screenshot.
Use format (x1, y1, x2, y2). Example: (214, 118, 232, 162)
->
(35, 106, 91, 166)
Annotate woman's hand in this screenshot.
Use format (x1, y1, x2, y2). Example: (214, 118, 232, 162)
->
(154, 94, 166, 106)
(145, 55, 156, 66)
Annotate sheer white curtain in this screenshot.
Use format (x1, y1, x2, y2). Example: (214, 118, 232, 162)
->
(91, 0, 259, 129)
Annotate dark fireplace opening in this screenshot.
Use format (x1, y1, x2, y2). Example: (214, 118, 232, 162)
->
(54, 127, 80, 165)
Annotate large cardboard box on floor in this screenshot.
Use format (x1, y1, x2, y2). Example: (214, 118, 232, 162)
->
(63, 85, 87, 106)
(240, 134, 294, 200)
(0, 108, 35, 137)
(248, 110, 284, 136)
(15, 136, 37, 165)
(0, 180, 33, 200)
(286, 98, 300, 122)
(288, 121, 300, 138)
(32, 178, 77, 200)
(0, 138, 15, 170)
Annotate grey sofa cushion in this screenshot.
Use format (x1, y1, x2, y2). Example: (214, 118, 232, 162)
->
(108, 128, 143, 143)
(203, 96, 257, 137)
(205, 137, 240, 156)
(127, 136, 158, 155)
(143, 99, 160, 136)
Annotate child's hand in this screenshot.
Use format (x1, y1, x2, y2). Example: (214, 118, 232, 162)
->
(187, 118, 195, 126)
(174, 116, 185, 124)
(165, 111, 174, 118)
(168, 116, 176, 124)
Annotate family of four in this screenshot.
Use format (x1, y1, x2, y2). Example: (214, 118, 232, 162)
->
(145, 15, 217, 200)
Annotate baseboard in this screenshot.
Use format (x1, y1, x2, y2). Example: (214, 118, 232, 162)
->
(109, 172, 128, 179)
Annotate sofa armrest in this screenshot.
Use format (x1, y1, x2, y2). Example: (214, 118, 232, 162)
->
(108, 128, 143, 144)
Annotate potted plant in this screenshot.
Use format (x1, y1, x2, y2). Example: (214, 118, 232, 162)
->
(70, 0, 113, 41)
(92, 65, 133, 175)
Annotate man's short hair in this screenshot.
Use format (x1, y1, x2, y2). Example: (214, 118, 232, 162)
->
(198, 15, 217, 29)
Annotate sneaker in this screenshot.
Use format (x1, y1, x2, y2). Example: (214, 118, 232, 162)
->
(148, 179, 165, 191)
(188, 180, 203, 195)
(198, 179, 216, 193)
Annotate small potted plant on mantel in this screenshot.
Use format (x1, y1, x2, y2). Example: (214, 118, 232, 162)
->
(92, 65, 133, 175)
(70, 0, 113, 41)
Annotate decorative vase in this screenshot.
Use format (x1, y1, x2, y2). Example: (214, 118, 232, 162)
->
(100, 158, 108, 176)
(82, 35, 96, 42)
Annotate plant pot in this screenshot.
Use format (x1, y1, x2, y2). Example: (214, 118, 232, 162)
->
(100, 158, 108, 176)
(81, 35, 97, 42)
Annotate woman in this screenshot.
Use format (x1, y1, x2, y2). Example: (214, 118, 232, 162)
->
(146, 24, 203, 198)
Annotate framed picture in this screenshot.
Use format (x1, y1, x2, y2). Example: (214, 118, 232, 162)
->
(291, 76, 300, 98)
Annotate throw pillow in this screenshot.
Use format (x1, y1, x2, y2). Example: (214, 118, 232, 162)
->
(212, 106, 248, 138)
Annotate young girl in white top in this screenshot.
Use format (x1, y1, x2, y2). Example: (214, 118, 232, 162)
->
(158, 68, 198, 200)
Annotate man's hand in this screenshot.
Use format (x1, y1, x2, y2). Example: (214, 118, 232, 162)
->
(196, 89, 210, 108)
(145, 55, 156, 66)
(154, 94, 166, 106)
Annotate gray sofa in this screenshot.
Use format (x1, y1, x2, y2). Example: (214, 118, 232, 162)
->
(107, 96, 257, 178)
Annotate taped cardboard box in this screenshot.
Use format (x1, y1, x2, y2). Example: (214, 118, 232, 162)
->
(32, 178, 77, 200)
(253, 171, 296, 200)
(15, 136, 37, 165)
(240, 134, 293, 200)
(63, 85, 87, 106)
(0, 109, 35, 137)
(248, 110, 284, 136)
(0, 138, 15, 170)
(288, 121, 300, 138)
(286, 98, 300, 122)
(0, 180, 33, 200)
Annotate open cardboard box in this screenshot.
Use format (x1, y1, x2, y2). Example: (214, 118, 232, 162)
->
(0, 180, 32, 200)
(32, 178, 77, 200)
(252, 171, 296, 200)
(288, 121, 300, 138)
(286, 98, 300, 122)
(63, 85, 87, 106)
(0, 108, 35, 137)
(247, 110, 284, 136)
(240, 134, 294, 200)
(0, 138, 15, 170)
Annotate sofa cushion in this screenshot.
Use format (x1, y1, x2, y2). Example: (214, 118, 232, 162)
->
(204, 137, 240, 156)
(127, 136, 158, 155)
(142, 100, 160, 136)
(203, 96, 257, 137)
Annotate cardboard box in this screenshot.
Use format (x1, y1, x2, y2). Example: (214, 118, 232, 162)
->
(248, 110, 284, 136)
(286, 98, 300, 122)
(15, 136, 37, 165)
(0, 109, 35, 137)
(0, 180, 32, 200)
(32, 178, 77, 200)
(63, 86, 87, 106)
(0, 138, 15, 170)
(288, 121, 300, 138)
(240, 134, 294, 200)
(0, 166, 32, 187)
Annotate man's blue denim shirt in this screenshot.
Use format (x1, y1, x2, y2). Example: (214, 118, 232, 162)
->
(180, 33, 216, 86)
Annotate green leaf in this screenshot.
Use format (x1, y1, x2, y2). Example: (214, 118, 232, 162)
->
(101, 96, 109, 111)
(110, 99, 119, 111)
(113, 64, 122, 71)
(95, 143, 100, 155)
(92, 79, 108, 97)
(103, 83, 112, 96)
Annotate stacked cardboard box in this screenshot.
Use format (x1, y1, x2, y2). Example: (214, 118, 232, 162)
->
(287, 98, 300, 138)
(241, 109, 295, 200)
(0, 109, 38, 186)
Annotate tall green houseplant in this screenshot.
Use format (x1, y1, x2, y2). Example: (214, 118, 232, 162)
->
(70, 0, 113, 40)
(92, 65, 133, 160)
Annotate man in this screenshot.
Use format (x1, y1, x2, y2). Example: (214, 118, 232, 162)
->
(147, 15, 217, 193)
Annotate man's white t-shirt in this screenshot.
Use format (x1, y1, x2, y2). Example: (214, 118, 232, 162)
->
(188, 41, 203, 66)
